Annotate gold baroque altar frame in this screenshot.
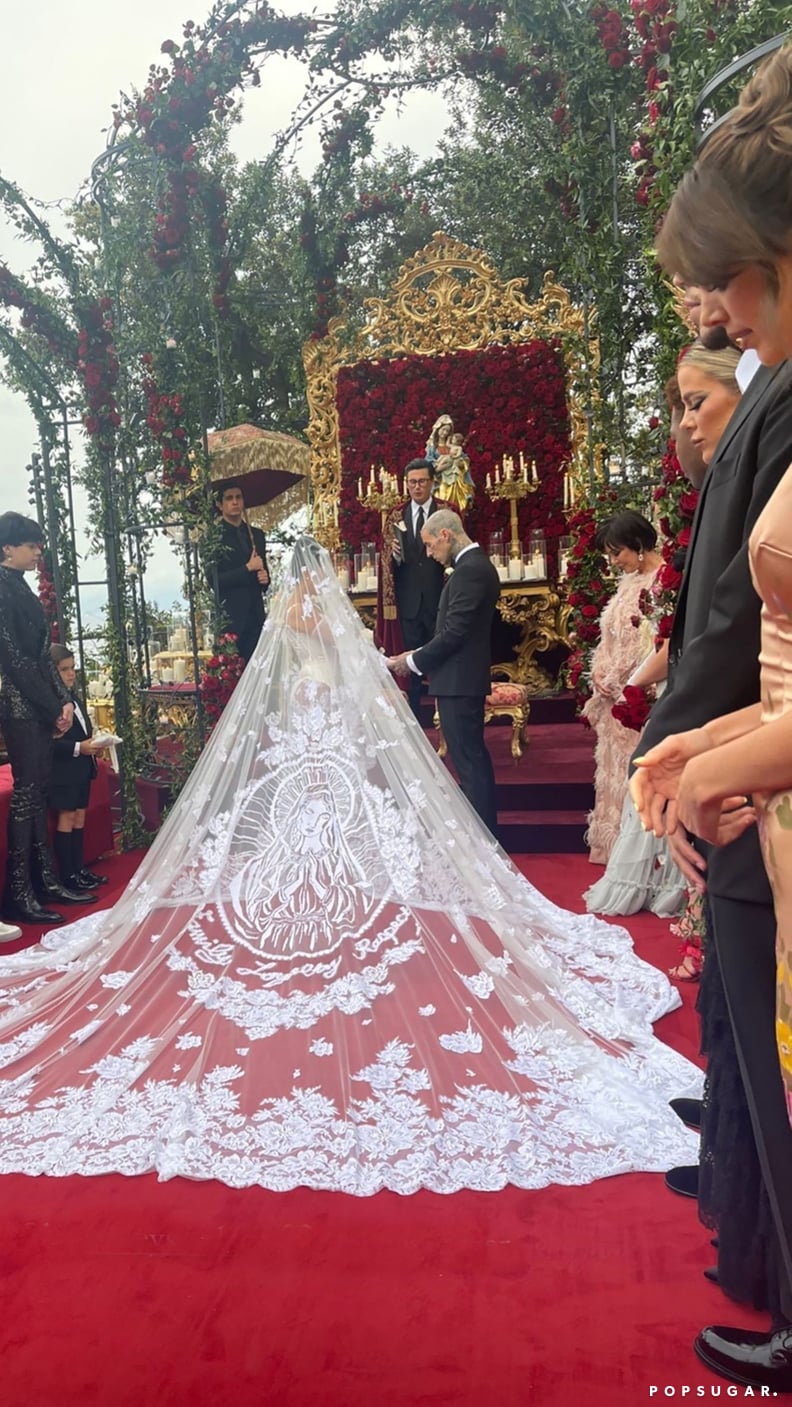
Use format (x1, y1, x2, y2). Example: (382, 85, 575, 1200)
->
(302, 231, 599, 689)
(303, 230, 601, 545)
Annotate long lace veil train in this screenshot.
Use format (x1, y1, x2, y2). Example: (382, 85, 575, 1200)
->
(0, 537, 698, 1192)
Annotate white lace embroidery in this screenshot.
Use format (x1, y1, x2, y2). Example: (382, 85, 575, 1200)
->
(0, 538, 701, 1194)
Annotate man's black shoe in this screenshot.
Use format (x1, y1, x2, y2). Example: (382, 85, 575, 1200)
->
(694, 1323, 792, 1391)
(669, 1097, 702, 1132)
(38, 884, 96, 906)
(664, 1164, 699, 1197)
(79, 869, 108, 886)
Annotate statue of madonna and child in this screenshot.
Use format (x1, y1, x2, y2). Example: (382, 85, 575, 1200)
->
(425, 413, 475, 512)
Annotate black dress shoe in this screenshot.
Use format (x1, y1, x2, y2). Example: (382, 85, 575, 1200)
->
(669, 1096, 702, 1132)
(2, 898, 65, 925)
(37, 884, 96, 906)
(694, 1323, 792, 1391)
(79, 869, 108, 886)
(664, 1164, 699, 1197)
(68, 874, 99, 891)
(703, 1266, 719, 1284)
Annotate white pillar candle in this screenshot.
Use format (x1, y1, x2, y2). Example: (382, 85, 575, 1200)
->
(497, 564, 509, 582)
(337, 568, 350, 590)
(507, 557, 523, 581)
(173, 658, 187, 684)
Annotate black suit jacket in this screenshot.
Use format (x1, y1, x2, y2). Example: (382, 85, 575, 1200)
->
(50, 692, 97, 792)
(393, 498, 447, 622)
(0, 565, 70, 726)
(638, 359, 792, 902)
(412, 547, 500, 697)
(207, 518, 269, 643)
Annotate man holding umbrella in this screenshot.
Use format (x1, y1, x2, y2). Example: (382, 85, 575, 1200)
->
(209, 480, 270, 663)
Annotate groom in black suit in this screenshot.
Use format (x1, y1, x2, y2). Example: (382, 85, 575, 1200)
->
(388, 510, 500, 834)
(635, 353, 792, 1336)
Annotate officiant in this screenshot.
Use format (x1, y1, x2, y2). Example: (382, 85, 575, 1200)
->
(380, 459, 455, 719)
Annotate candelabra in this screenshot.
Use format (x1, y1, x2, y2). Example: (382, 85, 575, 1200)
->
(356, 466, 403, 533)
(485, 453, 539, 561)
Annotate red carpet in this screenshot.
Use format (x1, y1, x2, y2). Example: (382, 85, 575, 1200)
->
(0, 851, 766, 1406)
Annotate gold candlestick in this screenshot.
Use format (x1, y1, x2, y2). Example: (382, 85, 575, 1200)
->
(486, 474, 538, 558)
(357, 467, 402, 537)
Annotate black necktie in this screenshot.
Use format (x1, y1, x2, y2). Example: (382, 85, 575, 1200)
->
(415, 506, 424, 535)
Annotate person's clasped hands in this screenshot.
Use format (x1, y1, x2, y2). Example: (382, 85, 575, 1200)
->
(629, 727, 757, 892)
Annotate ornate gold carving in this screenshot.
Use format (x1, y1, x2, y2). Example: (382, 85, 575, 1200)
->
(494, 584, 570, 692)
(303, 231, 600, 546)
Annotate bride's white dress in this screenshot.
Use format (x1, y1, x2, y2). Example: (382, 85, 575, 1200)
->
(0, 541, 698, 1193)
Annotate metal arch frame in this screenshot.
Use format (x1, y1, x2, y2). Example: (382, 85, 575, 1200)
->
(695, 32, 790, 148)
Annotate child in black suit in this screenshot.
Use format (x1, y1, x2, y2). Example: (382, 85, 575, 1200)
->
(48, 645, 110, 891)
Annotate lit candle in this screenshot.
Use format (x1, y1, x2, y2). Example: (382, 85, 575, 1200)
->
(508, 556, 523, 581)
(519, 451, 527, 481)
(495, 466, 501, 485)
(486, 472, 492, 491)
(563, 475, 569, 511)
(531, 459, 538, 484)
(369, 464, 376, 485)
(358, 476, 363, 497)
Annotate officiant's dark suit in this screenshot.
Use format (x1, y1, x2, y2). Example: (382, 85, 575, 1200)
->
(412, 541, 500, 835)
(637, 358, 792, 1319)
(392, 461, 449, 717)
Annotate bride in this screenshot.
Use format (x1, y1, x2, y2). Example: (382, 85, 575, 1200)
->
(0, 538, 698, 1193)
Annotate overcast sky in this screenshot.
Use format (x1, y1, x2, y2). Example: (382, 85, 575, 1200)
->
(0, 1, 447, 620)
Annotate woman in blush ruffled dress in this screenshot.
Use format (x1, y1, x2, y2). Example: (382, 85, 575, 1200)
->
(582, 510, 662, 865)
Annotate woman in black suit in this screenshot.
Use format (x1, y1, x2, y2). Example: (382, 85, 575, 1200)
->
(0, 512, 94, 924)
(48, 645, 109, 891)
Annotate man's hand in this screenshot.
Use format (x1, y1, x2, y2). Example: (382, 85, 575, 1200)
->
(666, 818, 709, 892)
(256, 569, 269, 586)
(631, 726, 714, 835)
(79, 739, 105, 756)
(247, 552, 264, 573)
(387, 653, 411, 675)
(55, 702, 74, 734)
(676, 751, 756, 846)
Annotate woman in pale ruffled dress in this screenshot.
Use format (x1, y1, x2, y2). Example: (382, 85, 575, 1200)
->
(582, 510, 662, 865)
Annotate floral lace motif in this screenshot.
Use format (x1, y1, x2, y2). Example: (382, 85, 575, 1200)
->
(0, 540, 701, 1193)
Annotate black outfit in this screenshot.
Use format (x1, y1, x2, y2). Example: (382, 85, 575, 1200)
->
(48, 692, 97, 812)
(0, 564, 78, 922)
(48, 691, 102, 890)
(636, 360, 792, 1321)
(393, 498, 447, 717)
(413, 545, 500, 835)
(208, 518, 270, 664)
